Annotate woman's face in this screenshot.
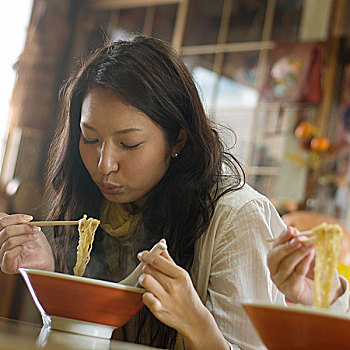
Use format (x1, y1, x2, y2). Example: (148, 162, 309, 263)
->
(79, 88, 174, 207)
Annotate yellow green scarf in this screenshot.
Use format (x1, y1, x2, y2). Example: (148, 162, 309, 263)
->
(100, 200, 141, 237)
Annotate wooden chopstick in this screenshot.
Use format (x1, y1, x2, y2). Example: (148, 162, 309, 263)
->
(303, 236, 315, 243)
(26, 221, 79, 227)
(266, 230, 313, 243)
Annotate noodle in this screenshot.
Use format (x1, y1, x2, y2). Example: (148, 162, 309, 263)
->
(313, 223, 343, 308)
(73, 214, 100, 277)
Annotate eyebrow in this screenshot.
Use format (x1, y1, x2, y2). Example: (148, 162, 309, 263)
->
(81, 122, 142, 134)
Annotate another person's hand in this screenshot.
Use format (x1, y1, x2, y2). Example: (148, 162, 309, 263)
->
(0, 213, 55, 274)
(137, 248, 229, 350)
(267, 226, 344, 305)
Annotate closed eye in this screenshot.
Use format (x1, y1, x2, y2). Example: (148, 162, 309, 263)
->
(121, 142, 142, 150)
(82, 136, 99, 144)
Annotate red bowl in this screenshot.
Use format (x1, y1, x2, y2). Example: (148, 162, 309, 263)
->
(243, 300, 350, 350)
(19, 268, 145, 338)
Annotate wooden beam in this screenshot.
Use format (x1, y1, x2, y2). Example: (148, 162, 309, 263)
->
(87, 0, 183, 11)
(172, 0, 188, 50)
(182, 41, 275, 55)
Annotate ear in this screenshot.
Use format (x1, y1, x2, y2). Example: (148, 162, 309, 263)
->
(171, 129, 187, 158)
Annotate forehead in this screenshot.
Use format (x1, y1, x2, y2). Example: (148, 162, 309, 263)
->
(80, 88, 166, 137)
(82, 88, 137, 114)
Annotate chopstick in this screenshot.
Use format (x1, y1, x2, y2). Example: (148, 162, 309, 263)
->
(266, 230, 313, 243)
(26, 221, 79, 227)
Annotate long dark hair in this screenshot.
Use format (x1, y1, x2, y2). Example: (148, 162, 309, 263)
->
(46, 35, 245, 348)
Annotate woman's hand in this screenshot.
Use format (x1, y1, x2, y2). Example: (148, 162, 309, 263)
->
(267, 226, 344, 305)
(137, 248, 229, 350)
(0, 213, 55, 274)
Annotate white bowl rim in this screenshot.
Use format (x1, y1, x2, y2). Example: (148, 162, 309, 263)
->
(19, 268, 145, 294)
(242, 299, 350, 321)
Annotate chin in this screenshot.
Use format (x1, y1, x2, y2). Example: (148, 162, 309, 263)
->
(102, 193, 133, 204)
(102, 191, 146, 207)
(103, 195, 127, 203)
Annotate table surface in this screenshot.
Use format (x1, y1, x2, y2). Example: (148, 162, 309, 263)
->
(0, 317, 160, 350)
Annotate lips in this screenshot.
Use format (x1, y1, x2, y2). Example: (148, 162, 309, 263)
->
(99, 183, 122, 195)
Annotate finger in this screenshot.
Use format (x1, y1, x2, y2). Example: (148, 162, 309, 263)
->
(139, 273, 167, 300)
(295, 249, 315, 276)
(272, 226, 299, 248)
(0, 233, 39, 262)
(281, 251, 316, 304)
(138, 251, 181, 278)
(330, 270, 344, 303)
(160, 249, 175, 263)
(0, 224, 41, 247)
(0, 214, 33, 230)
(1, 245, 23, 274)
(272, 245, 314, 286)
(267, 236, 303, 275)
(0, 212, 9, 219)
(142, 291, 162, 313)
(142, 263, 177, 293)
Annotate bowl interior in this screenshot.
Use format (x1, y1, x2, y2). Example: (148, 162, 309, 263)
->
(19, 268, 145, 329)
(242, 300, 350, 350)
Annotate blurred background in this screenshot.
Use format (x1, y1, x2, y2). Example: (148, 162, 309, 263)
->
(2, 0, 350, 324)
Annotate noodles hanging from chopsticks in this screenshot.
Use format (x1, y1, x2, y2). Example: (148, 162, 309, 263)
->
(73, 215, 100, 277)
(313, 223, 343, 308)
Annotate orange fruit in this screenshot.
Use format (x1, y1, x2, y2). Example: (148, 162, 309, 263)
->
(310, 137, 330, 152)
(295, 121, 315, 139)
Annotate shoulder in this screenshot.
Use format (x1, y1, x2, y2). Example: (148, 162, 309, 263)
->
(215, 183, 270, 215)
(209, 183, 286, 236)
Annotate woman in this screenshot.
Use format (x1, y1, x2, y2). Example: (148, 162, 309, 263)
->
(0, 36, 286, 349)
(267, 227, 349, 311)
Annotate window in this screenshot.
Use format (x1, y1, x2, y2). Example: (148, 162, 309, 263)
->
(0, 0, 33, 170)
(80, 0, 331, 203)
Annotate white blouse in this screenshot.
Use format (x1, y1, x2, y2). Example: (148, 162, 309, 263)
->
(191, 184, 287, 350)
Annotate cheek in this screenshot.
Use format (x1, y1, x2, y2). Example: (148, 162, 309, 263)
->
(79, 143, 96, 174)
(140, 152, 170, 182)
(125, 147, 167, 184)
(79, 142, 87, 166)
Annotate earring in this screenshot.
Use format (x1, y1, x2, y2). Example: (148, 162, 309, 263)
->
(173, 153, 179, 158)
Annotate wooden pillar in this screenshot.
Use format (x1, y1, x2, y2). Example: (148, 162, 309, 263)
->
(302, 0, 346, 207)
(0, 0, 73, 321)
(0, 0, 72, 215)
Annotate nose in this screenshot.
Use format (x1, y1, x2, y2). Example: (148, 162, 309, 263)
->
(97, 142, 119, 175)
